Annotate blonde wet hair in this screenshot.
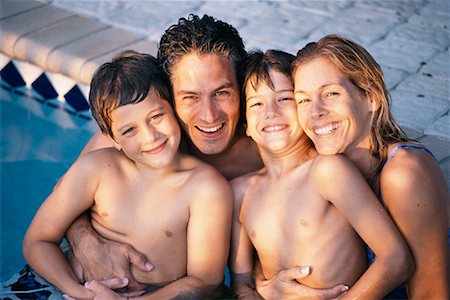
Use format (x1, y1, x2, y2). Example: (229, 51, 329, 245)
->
(292, 34, 410, 175)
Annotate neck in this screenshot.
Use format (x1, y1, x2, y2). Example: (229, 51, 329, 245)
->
(184, 131, 263, 180)
(260, 136, 316, 178)
(344, 146, 378, 180)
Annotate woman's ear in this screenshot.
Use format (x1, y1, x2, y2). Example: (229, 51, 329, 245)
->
(365, 92, 381, 112)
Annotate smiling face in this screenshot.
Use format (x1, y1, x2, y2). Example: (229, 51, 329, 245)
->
(245, 69, 302, 154)
(294, 57, 375, 156)
(110, 90, 181, 169)
(170, 52, 241, 155)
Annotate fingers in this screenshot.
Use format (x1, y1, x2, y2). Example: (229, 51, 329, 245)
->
(127, 248, 154, 272)
(120, 290, 146, 297)
(323, 284, 349, 299)
(279, 266, 311, 281)
(97, 277, 129, 289)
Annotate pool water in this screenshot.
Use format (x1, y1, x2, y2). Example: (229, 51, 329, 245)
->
(0, 83, 95, 281)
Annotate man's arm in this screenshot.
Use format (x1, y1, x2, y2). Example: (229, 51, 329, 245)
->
(65, 131, 152, 291)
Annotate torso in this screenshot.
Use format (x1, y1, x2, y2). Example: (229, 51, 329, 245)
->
(239, 158, 366, 289)
(89, 149, 205, 286)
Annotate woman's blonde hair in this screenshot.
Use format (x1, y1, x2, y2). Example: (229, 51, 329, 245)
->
(293, 34, 410, 175)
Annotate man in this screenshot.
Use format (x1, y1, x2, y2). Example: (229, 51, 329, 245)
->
(66, 15, 345, 299)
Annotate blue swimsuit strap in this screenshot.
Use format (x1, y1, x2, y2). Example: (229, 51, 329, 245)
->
(385, 144, 435, 164)
(378, 145, 435, 202)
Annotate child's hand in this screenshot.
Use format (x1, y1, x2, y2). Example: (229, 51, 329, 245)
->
(83, 278, 145, 300)
(256, 266, 348, 300)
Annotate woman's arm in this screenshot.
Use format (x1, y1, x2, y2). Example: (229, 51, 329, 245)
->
(380, 149, 449, 299)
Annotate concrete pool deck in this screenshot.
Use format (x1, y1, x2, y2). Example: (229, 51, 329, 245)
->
(0, 0, 449, 189)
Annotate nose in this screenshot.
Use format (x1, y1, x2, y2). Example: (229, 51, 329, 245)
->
(311, 98, 328, 119)
(200, 97, 219, 123)
(141, 124, 158, 143)
(265, 101, 280, 119)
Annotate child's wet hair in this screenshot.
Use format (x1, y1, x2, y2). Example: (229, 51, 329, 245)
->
(89, 50, 172, 138)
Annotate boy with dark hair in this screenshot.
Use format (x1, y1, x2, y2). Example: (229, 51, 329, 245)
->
(23, 50, 232, 299)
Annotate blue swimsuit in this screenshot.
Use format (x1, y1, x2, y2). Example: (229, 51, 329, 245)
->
(366, 145, 446, 299)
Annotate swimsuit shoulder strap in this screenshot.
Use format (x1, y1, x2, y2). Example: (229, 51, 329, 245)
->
(386, 144, 435, 164)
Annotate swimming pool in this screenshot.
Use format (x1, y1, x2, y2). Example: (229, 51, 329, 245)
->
(0, 81, 96, 282)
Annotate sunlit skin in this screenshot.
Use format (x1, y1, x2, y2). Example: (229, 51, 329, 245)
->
(290, 56, 449, 299)
(23, 94, 233, 299)
(294, 57, 377, 159)
(231, 70, 412, 299)
(171, 52, 241, 155)
(245, 71, 304, 156)
(109, 91, 181, 170)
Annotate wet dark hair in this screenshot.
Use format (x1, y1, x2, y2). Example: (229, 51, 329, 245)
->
(241, 49, 295, 94)
(158, 14, 246, 78)
(158, 14, 247, 129)
(89, 50, 172, 138)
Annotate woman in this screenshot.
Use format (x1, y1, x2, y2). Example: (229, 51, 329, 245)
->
(256, 34, 449, 299)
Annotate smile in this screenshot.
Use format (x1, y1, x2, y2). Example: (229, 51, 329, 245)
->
(196, 123, 224, 133)
(143, 139, 168, 154)
(263, 125, 287, 133)
(314, 122, 341, 135)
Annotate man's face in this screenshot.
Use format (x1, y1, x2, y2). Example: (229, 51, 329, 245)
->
(170, 53, 241, 155)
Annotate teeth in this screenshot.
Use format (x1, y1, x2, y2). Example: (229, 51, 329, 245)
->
(197, 124, 223, 133)
(314, 123, 340, 135)
(264, 125, 285, 132)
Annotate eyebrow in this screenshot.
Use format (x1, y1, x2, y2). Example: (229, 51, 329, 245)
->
(176, 82, 235, 95)
(294, 83, 336, 94)
(115, 104, 164, 132)
(246, 88, 293, 101)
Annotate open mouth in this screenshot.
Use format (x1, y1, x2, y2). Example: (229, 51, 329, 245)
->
(196, 123, 224, 134)
(262, 125, 287, 133)
(314, 122, 341, 136)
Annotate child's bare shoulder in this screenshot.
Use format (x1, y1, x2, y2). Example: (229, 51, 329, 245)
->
(73, 147, 124, 172)
(179, 154, 231, 195)
(308, 154, 359, 181)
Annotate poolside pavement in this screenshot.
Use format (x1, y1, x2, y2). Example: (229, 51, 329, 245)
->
(1, 0, 449, 188)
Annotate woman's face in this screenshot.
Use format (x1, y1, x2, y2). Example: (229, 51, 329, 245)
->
(294, 57, 375, 156)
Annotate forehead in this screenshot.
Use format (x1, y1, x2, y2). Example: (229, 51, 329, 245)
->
(171, 52, 237, 92)
(295, 57, 352, 91)
(111, 90, 168, 120)
(246, 69, 293, 97)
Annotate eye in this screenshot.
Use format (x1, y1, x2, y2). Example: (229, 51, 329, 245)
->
(248, 101, 262, 108)
(150, 113, 164, 121)
(215, 90, 230, 97)
(122, 127, 135, 136)
(278, 96, 294, 102)
(325, 91, 339, 98)
(182, 95, 198, 101)
(296, 98, 310, 104)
